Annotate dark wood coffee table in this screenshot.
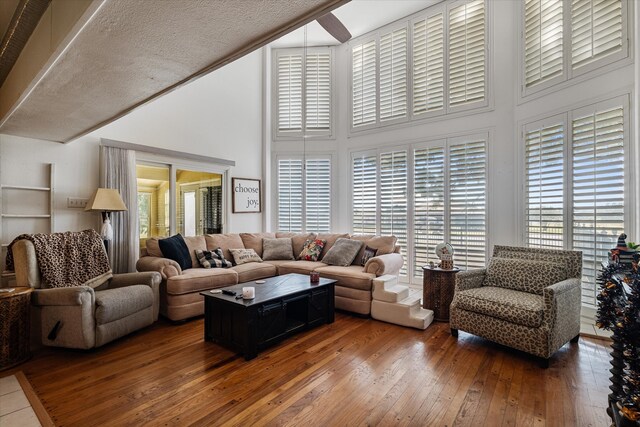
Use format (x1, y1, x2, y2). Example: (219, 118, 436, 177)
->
(201, 273, 336, 360)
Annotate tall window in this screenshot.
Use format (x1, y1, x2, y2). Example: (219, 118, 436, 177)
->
(350, 0, 487, 130)
(277, 157, 331, 233)
(274, 48, 332, 138)
(523, 96, 628, 307)
(522, 0, 628, 95)
(352, 135, 487, 279)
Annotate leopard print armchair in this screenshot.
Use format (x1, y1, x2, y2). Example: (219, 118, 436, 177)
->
(449, 245, 582, 367)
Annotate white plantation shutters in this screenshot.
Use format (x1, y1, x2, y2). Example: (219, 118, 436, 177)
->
(352, 154, 378, 234)
(380, 27, 408, 121)
(380, 151, 408, 274)
(572, 106, 625, 306)
(352, 40, 377, 127)
(449, 140, 487, 269)
(277, 157, 331, 233)
(448, 0, 486, 107)
(571, 0, 624, 69)
(413, 146, 445, 276)
(524, 0, 563, 87)
(278, 159, 303, 232)
(275, 49, 332, 137)
(305, 53, 331, 131)
(277, 54, 302, 132)
(305, 158, 331, 233)
(413, 13, 445, 115)
(525, 122, 565, 249)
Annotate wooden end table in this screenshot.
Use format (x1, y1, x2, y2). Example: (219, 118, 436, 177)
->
(0, 287, 33, 370)
(422, 266, 460, 322)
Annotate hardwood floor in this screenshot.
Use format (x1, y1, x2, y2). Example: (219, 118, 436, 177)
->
(7, 313, 611, 426)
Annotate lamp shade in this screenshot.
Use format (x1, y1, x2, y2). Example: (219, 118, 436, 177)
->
(85, 188, 128, 212)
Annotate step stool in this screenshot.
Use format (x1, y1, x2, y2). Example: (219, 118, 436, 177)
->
(371, 275, 434, 330)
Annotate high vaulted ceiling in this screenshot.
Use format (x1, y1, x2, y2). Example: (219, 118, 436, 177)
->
(0, 0, 347, 143)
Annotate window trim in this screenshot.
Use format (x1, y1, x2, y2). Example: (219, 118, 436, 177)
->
(273, 153, 334, 233)
(348, 0, 492, 136)
(517, 93, 634, 307)
(272, 47, 336, 141)
(349, 130, 490, 283)
(519, 0, 633, 100)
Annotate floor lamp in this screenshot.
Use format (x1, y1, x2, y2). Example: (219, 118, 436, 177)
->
(85, 188, 128, 254)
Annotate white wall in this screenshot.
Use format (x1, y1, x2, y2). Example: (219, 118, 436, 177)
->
(0, 49, 265, 237)
(270, 1, 637, 282)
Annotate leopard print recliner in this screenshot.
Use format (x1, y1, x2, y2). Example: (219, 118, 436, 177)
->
(450, 245, 582, 367)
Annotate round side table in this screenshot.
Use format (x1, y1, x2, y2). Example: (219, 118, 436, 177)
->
(422, 266, 460, 322)
(0, 287, 33, 370)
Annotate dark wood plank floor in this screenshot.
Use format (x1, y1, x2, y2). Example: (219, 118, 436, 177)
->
(7, 313, 612, 426)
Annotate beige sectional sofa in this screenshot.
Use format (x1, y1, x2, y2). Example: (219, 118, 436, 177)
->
(136, 232, 403, 321)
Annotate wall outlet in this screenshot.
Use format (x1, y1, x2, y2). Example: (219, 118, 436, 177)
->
(67, 197, 88, 209)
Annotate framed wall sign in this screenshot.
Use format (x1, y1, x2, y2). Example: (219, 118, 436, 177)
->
(232, 178, 261, 213)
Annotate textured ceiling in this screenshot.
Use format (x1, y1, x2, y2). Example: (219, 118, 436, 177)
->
(0, 0, 346, 142)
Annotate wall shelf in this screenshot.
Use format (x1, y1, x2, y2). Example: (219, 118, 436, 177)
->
(1, 214, 51, 218)
(0, 185, 51, 191)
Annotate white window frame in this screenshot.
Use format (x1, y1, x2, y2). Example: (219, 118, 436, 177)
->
(274, 153, 334, 233)
(518, 93, 633, 307)
(348, 0, 491, 135)
(272, 47, 335, 141)
(519, 0, 633, 100)
(349, 131, 490, 284)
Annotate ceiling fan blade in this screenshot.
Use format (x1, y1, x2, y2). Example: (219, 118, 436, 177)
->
(317, 12, 351, 43)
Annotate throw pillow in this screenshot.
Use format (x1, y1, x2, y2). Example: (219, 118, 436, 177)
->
(321, 238, 363, 267)
(158, 234, 192, 270)
(229, 248, 263, 265)
(196, 248, 232, 268)
(298, 239, 327, 262)
(484, 257, 567, 295)
(361, 245, 378, 266)
(262, 238, 295, 261)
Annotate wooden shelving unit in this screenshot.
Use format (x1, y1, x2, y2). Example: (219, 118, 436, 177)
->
(0, 163, 55, 285)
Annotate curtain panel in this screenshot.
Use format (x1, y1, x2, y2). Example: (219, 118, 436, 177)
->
(99, 145, 138, 273)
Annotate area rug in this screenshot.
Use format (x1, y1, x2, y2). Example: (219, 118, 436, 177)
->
(0, 371, 54, 427)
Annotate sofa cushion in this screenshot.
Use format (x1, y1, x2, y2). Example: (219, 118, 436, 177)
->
(231, 262, 277, 283)
(239, 233, 276, 257)
(485, 257, 567, 295)
(145, 237, 164, 258)
(350, 235, 397, 265)
(454, 286, 545, 328)
(261, 260, 294, 275)
(314, 265, 376, 291)
(317, 233, 349, 260)
(183, 235, 207, 270)
(278, 261, 327, 275)
(229, 248, 263, 265)
(195, 248, 232, 268)
(298, 239, 326, 261)
(205, 233, 245, 261)
(262, 238, 295, 261)
(165, 268, 238, 295)
(276, 232, 316, 257)
(158, 234, 192, 270)
(95, 285, 153, 324)
(322, 238, 363, 266)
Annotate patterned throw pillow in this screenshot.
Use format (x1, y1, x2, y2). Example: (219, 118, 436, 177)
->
(298, 239, 326, 262)
(361, 246, 378, 266)
(195, 248, 232, 268)
(229, 248, 263, 265)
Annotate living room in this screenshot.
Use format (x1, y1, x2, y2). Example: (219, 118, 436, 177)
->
(0, 0, 638, 425)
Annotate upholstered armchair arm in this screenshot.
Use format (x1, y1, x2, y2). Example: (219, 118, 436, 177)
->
(543, 278, 581, 356)
(31, 286, 95, 306)
(136, 256, 182, 279)
(364, 253, 404, 276)
(110, 272, 161, 289)
(455, 269, 486, 292)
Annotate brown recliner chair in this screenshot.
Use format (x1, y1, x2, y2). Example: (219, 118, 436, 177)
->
(450, 245, 582, 367)
(12, 239, 161, 349)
